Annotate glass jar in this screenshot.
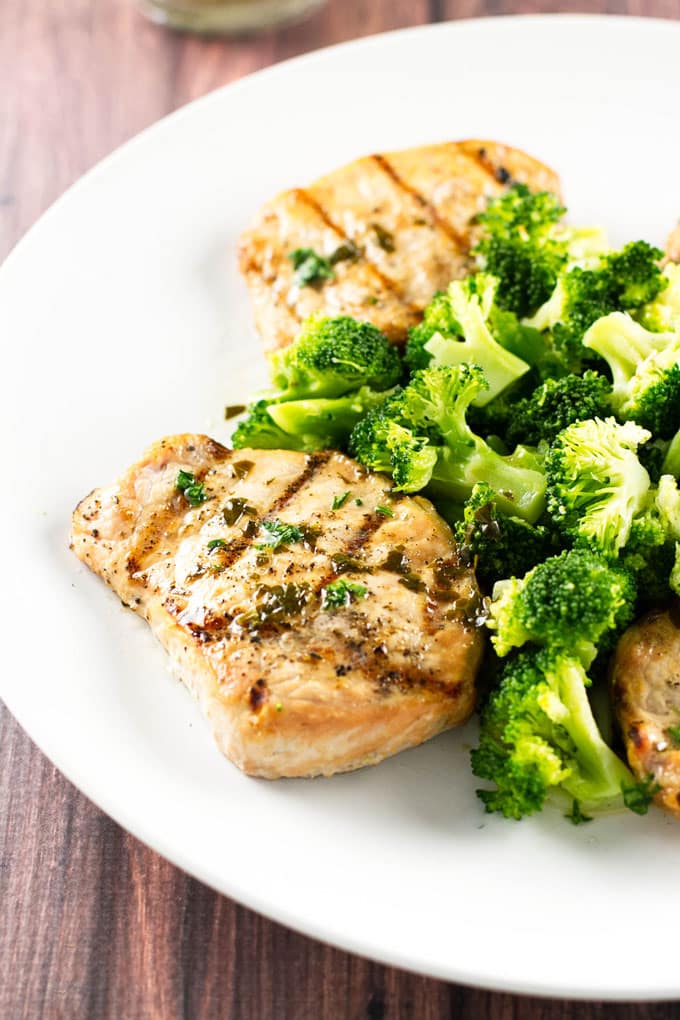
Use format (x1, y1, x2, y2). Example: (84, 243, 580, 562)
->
(138, 0, 327, 34)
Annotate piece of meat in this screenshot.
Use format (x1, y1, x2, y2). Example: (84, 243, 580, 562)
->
(71, 435, 484, 778)
(238, 140, 561, 351)
(665, 221, 680, 263)
(611, 606, 680, 819)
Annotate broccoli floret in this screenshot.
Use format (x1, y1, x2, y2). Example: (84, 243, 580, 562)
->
(471, 646, 634, 819)
(232, 387, 394, 453)
(638, 262, 680, 332)
(545, 417, 651, 556)
(348, 395, 439, 491)
(526, 241, 667, 376)
(639, 437, 671, 483)
(349, 364, 547, 522)
(618, 477, 680, 609)
(662, 426, 680, 477)
(476, 182, 566, 239)
(473, 184, 569, 318)
(655, 473, 680, 539)
(487, 548, 636, 663)
(582, 312, 680, 437)
(405, 274, 532, 404)
(418, 274, 531, 403)
(232, 314, 402, 453)
(504, 371, 611, 447)
(405, 291, 460, 371)
(269, 314, 403, 398)
(621, 513, 676, 610)
(454, 483, 559, 590)
(607, 241, 668, 307)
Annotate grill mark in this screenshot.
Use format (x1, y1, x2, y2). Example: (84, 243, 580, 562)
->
(161, 451, 340, 635)
(267, 449, 334, 515)
(376, 669, 464, 700)
(309, 507, 392, 602)
(174, 502, 394, 645)
(153, 452, 475, 702)
(294, 188, 422, 314)
(458, 143, 511, 188)
(296, 506, 458, 691)
(173, 451, 336, 583)
(370, 153, 469, 252)
(319, 623, 466, 701)
(126, 442, 241, 576)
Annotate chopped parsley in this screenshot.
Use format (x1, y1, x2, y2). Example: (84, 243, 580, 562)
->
(224, 404, 246, 420)
(622, 774, 662, 815)
(288, 247, 334, 286)
(371, 223, 396, 252)
(375, 504, 394, 517)
(176, 470, 207, 506)
(355, 497, 364, 506)
(207, 538, 228, 552)
(667, 725, 680, 747)
(565, 800, 593, 825)
(321, 579, 368, 610)
(331, 491, 351, 510)
(329, 241, 360, 265)
(255, 518, 305, 551)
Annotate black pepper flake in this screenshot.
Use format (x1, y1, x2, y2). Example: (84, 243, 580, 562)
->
(248, 678, 269, 710)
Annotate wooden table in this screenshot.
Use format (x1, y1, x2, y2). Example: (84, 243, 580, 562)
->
(2, 1, 679, 1016)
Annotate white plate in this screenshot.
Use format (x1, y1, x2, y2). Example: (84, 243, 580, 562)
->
(2, 14, 679, 1001)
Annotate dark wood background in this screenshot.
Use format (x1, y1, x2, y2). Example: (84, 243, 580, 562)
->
(3, 1, 680, 1017)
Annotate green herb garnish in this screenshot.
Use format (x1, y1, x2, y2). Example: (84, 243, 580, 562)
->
(622, 775, 662, 815)
(321, 579, 368, 610)
(375, 505, 394, 517)
(355, 497, 364, 506)
(329, 241, 360, 265)
(565, 800, 593, 825)
(667, 725, 680, 747)
(255, 519, 305, 551)
(207, 538, 227, 552)
(288, 248, 334, 286)
(371, 223, 396, 252)
(224, 404, 246, 420)
(176, 470, 207, 506)
(332, 491, 351, 510)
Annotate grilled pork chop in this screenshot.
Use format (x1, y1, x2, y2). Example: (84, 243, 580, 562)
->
(612, 607, 680, 819)
(71, 435, 483, 778)
(239, 140, 561, 351)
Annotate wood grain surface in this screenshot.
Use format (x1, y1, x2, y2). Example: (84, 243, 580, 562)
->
(2, 1, 680, 1017)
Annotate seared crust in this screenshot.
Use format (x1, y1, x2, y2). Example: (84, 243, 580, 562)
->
(238, 140, 562, 351)
(71, 436, 484, 778)
(611, 607, 680, 818)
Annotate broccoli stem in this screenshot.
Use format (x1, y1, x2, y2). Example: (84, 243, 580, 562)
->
(268, 388, 391, 441)
(429, 447, 546, 522)
(545, 659, 632, 805)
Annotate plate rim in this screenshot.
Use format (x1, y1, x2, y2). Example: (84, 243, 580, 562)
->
(3, 13, 680, 1000)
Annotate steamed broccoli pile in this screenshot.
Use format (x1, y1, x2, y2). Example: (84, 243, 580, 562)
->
(231, 182, 680, 822)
